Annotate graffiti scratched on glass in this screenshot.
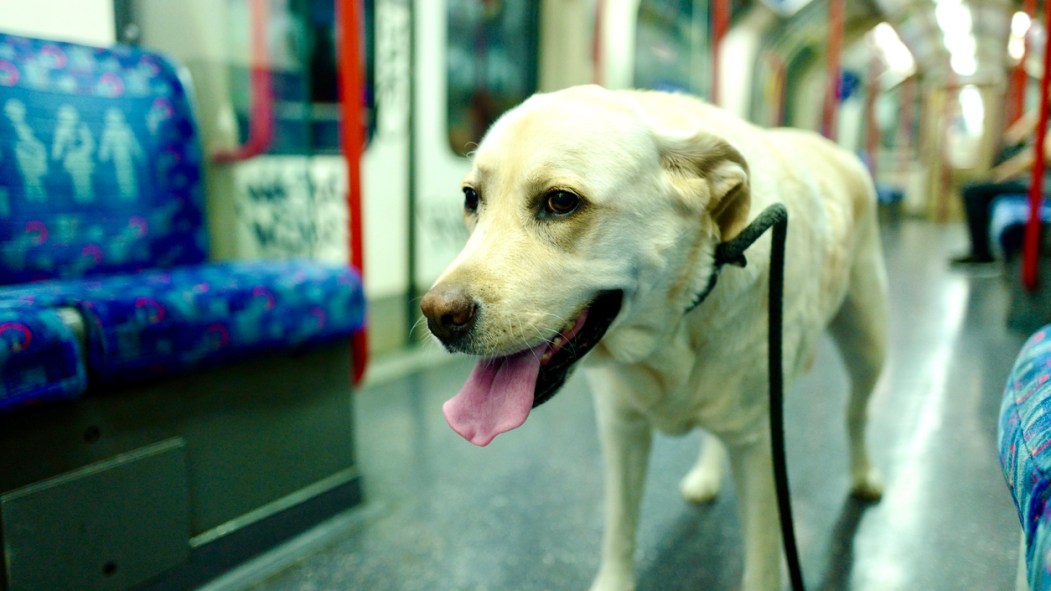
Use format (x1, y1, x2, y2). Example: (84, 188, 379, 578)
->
(235, 157, 347, 262)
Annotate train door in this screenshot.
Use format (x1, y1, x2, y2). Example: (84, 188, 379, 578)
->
(410, 0, 541, 329)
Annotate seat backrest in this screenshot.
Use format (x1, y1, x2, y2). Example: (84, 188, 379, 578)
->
(0, 33, 208, 284)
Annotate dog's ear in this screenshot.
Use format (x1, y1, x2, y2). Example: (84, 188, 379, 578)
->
(655, 130, 751, 241)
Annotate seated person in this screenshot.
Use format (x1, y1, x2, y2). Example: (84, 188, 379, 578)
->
(952, 109, 1051, 266)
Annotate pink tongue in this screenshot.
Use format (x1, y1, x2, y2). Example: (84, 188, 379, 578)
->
(443, 342, 547, 446)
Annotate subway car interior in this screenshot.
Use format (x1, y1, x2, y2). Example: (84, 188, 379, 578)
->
(3, 0, 1051, 589)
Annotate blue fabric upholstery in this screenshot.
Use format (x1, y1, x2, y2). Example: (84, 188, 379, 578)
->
(0, 261, 365, 385)
(990, 195, 1051, 257)
(875, 183, 904, 205)
(0, 33, 367, 411)
(0, 32, 208, 284)
(1000, 326, 1051, 590)
(0, 302, 86, 412)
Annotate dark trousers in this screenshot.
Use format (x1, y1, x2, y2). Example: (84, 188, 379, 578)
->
(961, 180, 1030, 258)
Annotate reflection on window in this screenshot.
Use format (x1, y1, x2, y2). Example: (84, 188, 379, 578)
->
(228, 0, 375, 154)
(634, 0, 709, 97)
(446, 0, 539, 155)
(758, 0, 815, 17)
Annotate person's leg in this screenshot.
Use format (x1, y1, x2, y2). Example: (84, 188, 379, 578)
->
(954, 180, 1029, 264)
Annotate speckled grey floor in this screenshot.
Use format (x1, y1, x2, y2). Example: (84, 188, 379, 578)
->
(238, 219, 1028, 591)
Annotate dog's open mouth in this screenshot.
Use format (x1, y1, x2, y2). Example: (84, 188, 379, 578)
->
(442, 290, 623, 446)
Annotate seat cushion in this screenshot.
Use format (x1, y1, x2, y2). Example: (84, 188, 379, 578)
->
(0, 32, 208, 284)
(875, 183, 904, 205)
(0, 260, 365, 384)
(0, 302, 86, 412)
(990, 195, 1051, 257)
(1000, 326, 1051, 590)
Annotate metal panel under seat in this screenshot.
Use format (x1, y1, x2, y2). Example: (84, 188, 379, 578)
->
(0, 344, 363, 590)
(1, 439, 190, 591)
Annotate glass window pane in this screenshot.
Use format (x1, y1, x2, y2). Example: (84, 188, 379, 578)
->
(446, 0, 540, 156)
(223, 0, 375, 155)
(634, 0, 709, 97)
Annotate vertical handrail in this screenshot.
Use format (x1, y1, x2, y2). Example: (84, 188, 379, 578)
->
(821, 0, 844, 139)
(592, 0, 605, 86)
(213, 0, 274, 163)
(937, 82, 956, 222)
(897, 76, 915, 181)
(711, 0, 730, 105)
(338, 0, 369, 384)
(864, 52, 881, 179)
(765, 51, 788, 127)
(1023, 1, 1051, 290)
(1009, 0, 1036, 127)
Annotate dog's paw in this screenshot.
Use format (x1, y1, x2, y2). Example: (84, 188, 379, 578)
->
(589, 569, 636, 591)
(849, 470, 884, 502)
(680, 465, 722, 504)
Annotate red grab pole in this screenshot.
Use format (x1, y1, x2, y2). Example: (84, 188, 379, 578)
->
(711, 0, 730, 104)
(337, 0, 369, 384)
(1023, 1, 1051, 291)
(821, 0, 844, 139)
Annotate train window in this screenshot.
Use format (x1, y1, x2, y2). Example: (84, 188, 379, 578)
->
(758, 0, 816, 17)
(250, 0, 376, 154)
(634, 0, 709, 97)
(115, 0, 375, 155)
(446, 0, 540, 156)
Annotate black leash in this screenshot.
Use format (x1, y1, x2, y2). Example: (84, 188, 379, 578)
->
(686, 203, 804, 591)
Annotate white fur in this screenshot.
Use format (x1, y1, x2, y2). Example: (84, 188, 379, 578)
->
(429, 85, 889, 591)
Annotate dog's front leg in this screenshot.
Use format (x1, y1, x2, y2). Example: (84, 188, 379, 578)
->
(727, 431, 783, 591)
(588, 371, 652, 591)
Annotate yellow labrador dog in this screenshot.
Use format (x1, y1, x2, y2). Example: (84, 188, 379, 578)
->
(421, 85, 887, 591)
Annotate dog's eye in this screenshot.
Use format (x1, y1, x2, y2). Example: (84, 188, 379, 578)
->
(544, 190, 581, 216)
(463, 187, 480, 213)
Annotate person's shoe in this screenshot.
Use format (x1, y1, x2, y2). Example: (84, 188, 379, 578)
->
(950, 253, 996, 267)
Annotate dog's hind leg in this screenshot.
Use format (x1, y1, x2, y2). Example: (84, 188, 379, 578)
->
(680, 431, 726, 504)
(828, 227, 888, 501)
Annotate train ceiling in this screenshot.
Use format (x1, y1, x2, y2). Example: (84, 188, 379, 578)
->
(757, 0, 1032, 86)
(870, 0, 1018, 85)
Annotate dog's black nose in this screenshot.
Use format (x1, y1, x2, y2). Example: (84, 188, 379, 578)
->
(420, 284, 478, 345)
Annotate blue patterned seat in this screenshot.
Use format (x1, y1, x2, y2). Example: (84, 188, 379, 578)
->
(1000, 326, 1051, 590)
(990, 195, 1051, 259)
(0, 33, 365, 409)
(0, 261, 364, 385)
(0, 302, 86, 412)
(0, 34, 209, 282)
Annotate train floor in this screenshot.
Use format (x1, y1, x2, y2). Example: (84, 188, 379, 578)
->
(215, 217, 1028, 591)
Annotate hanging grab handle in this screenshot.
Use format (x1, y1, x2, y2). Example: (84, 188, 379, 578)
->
(213, 0, 274, 163)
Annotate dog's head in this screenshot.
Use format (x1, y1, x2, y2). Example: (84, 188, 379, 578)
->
(422, 85, 751, 445)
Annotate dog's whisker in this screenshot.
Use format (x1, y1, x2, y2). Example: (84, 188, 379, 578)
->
(538, 312, 574, 342)
(409, 315, 428, 334)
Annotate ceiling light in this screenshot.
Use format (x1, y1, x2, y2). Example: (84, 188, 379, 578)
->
(1012, 11, 1032, 37)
